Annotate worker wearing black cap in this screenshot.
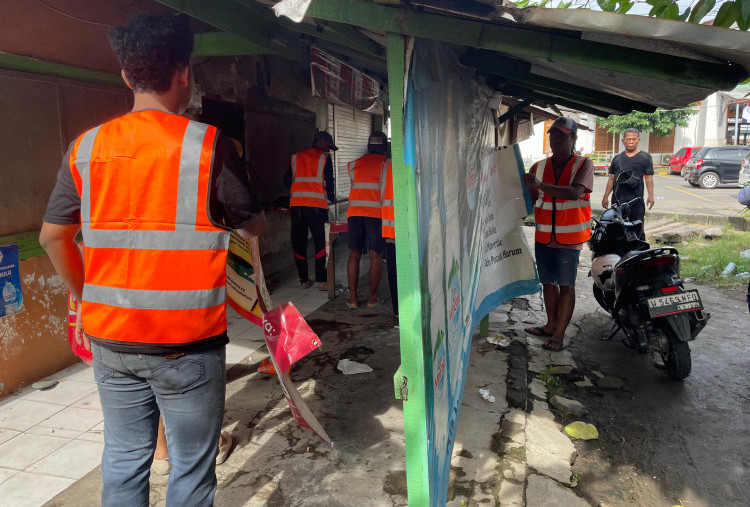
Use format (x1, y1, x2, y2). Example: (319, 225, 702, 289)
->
(285, 131, 337, 290)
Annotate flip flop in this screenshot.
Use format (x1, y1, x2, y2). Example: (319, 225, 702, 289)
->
(345, 301, 359, 309)
(542, 339, 564, 352)
(300, 280, 313, 289)
(525, 326, 553, 338)
(366, 300, 386, 308)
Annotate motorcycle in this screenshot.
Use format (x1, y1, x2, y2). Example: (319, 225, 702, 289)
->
(589, 178, 709, 380)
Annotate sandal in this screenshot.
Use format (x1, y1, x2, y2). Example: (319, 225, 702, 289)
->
(300, 280, 313, 289)
(525, 326, 553, 338)
(542, 339, 564, 352)
(366, 300, 386, 308)
(345, 300, 358, 309)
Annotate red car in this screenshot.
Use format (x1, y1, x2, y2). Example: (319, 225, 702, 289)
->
(668, 146, 701, 175)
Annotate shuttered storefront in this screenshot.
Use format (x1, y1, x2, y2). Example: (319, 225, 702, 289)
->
(328, 103, 372, 217)
(595, 125, 616, 153)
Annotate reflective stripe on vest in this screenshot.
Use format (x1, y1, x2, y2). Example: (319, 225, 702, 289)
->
(533, 155, 591, 245)
(347, 154, 388, 219)
(71, 111, 230, 345)
(290, 148, 328, 209)
(381, 160, 395, 239)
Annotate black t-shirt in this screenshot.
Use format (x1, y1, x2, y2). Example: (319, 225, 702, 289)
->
(43, 127, 262, 354)
(609, 150, 653, 218)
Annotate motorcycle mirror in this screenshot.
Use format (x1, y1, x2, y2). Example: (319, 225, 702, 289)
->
(616, 170, 634, 184)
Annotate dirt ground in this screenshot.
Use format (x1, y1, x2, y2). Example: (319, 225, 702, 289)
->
(559, 283, 749, 507)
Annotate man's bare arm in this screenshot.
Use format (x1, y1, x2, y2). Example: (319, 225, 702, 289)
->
(645, 174, 655, 209)
(236, 211, 267, 238)
(601, 174, 615, 208)
(39, 223, 84, 301)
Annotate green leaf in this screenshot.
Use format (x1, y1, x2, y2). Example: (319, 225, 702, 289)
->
(737, 12, 750, 29)
(539, 0, 552, 7)
(714, 0, 740, 27)
(742, 0, 750, 20)
(617, 1, 634, 13)
(689, 0, 715, 23)
(676, 6, 691, 21)
(597, 0, 618, 11)
(514, 0, 531, 7)
(663, 2, 680, 18)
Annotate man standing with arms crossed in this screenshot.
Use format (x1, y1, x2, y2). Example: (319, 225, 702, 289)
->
(523, 117, 594, 351)
(39, 13, 264, 506)
(286, 131, 337, 290)
(601, 128, 655, 235)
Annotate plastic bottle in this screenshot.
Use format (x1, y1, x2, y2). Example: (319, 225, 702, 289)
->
(721, 262, 736, 278)
(740, 249, 750, 259)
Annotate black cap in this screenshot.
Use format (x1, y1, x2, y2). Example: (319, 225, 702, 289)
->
(547, 116, 578, 135)
(313, 131, 338, 151)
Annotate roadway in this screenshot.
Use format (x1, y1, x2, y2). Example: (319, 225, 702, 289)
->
(591, 171, 747, 217)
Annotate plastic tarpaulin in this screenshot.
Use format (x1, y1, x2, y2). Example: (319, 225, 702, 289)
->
(403, 39, 539, 505)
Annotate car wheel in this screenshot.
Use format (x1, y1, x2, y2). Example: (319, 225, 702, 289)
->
(698, 171, 719, 189)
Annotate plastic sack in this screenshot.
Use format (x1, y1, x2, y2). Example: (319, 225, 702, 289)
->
(263, 302, 331, 444)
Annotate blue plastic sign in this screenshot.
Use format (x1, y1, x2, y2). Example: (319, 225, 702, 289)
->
(0, 244, 24, 317)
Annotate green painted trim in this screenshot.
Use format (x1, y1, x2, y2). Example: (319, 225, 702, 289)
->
(305, 0, 746, 92)
(460, 49, 657, 114)
(387, 33, 430, 507)
(0, 231, 45, 261)
(0, 52, 123, 86)
(193, 33, 270, 57)
(155, 0, 309, 65)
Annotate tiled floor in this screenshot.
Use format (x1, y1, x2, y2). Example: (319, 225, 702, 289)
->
(0, 258, 351, 506)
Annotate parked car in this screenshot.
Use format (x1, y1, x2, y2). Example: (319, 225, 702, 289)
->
(668, 146, 701, 175)
(685, 145, 750, 189)
(740, 151, 750, 186)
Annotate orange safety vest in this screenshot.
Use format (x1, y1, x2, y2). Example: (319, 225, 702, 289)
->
(68, 110, 231, 346)
(347, 153, 388, 219)
(381, 160, 395, 239)
(290, 148, 329, 209)
(533, 155, 591, 245)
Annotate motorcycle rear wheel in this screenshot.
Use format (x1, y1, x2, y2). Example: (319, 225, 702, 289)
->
(664, 337, 692, 380)
(592, 283, 613, 312)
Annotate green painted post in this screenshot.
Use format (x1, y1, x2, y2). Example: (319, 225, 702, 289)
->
(479, 315, 489, 338)
(387, 33, 430, 506)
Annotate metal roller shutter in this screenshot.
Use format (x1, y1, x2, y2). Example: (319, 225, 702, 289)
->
(328, 103, 372, 206)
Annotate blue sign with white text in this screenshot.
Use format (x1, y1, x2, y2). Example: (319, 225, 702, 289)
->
(0, 244, 24, 317)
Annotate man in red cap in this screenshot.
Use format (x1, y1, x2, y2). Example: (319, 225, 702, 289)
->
(522, 117, 594, 351)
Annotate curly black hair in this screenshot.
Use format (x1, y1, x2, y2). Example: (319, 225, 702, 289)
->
(108, 12, 193, 93)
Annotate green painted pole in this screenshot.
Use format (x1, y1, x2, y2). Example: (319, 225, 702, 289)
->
(387, 33, 430, 506)
(479, 315, 489, 338)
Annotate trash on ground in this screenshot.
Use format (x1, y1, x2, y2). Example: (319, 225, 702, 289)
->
(735, 271, 750, 279)
(565, 421, 599, 440)
(699, 264, 713, 272)
(721, 262, 736, 277)
(257, 359, 277, 374)
(682, 277, 696, 283)
(487, 333, 511, 347)
(32, 380, 59, 390)
(337, 358, 373, 375)
(740, 249, 750, 259)
(478, 388, 495, 403)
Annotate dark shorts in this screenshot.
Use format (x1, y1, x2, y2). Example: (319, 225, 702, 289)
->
(348, 216, 385, 254)
(535, 243, 581, 287)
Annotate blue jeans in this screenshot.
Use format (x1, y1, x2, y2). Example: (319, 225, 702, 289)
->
(91, 342, 226, 507)
(534, 243, 581, 287)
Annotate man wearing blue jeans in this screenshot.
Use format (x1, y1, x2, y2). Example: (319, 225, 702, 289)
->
(522, 117, 594, 351)
(39, 13, 264, 506)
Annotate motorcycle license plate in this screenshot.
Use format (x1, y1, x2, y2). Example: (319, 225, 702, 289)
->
(647, 290, 703, 317)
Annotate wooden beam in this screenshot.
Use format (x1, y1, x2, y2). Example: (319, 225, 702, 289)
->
(502, 84, 615, 117)
(305, 0, 746, 91)
(193, 33, 270, 57)
(0, 52, 122, 86)
(155, 0, 309, 65)
(461, 49, 657, 114)
(496, 97, 533, 125)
